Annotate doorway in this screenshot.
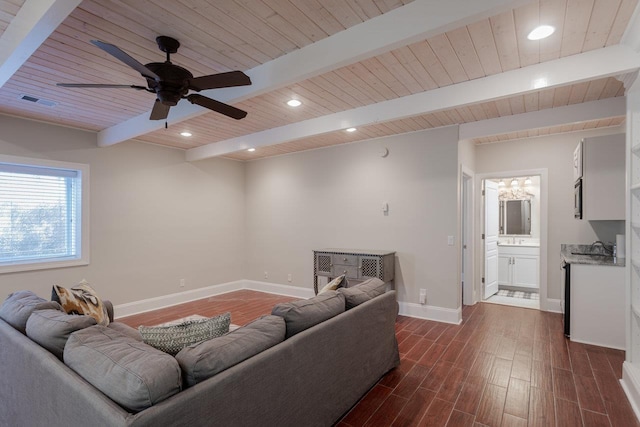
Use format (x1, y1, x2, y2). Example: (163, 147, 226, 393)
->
(477, 170, 549, 310)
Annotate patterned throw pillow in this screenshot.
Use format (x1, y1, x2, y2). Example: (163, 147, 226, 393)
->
(318, 274, 347, 294)
(139, 312, 231, 356)
(51, 281, 110, 326)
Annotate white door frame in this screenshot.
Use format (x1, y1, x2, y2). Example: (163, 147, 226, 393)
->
(475, 169, 549, 310)
(461, 166, 474, 306)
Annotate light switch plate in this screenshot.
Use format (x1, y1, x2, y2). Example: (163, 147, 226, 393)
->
(447, 235, 454, 246)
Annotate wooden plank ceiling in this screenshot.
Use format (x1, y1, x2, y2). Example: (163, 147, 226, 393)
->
(0, 0, 636, 160)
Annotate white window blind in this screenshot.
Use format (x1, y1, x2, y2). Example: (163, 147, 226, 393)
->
(0, 161, 83, 267)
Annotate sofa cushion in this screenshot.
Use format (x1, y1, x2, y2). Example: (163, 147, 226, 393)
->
(338, 278, 387, 309)
(64, 325, 182, 413)
(52, 281, 110, 326)
(108, 322, 143, 341)
(0, 291, 62, 334)
(176, 315, 286, 387)
(139, 312, 231, 356)
(272, 291, 345, 338)
(26, 309, 97, 359)
(318, 274, 347, 294)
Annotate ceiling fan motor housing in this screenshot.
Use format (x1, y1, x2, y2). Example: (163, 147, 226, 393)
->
(145, 62, 193, 105)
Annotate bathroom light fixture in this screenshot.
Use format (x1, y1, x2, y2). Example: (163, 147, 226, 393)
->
(527, 25, 555, 41)
(525, 177, 532, 185)
(287, 99, 302, 107)
(511, 179, 519, 187)
(498, 180, 505, 187)
(346, 127, 357, 132)
(247, 148, 256, 152)
(180, 131, 192, 137)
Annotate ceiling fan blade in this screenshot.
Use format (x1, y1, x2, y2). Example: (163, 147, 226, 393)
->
(57, 83, 147, 90)
(187, 94, 247, 120)
(150, 99, 170, 120)
(91, 40, 160, 81)
(189, 71, 251, 91)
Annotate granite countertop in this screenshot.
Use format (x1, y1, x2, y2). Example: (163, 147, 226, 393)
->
(561, 244, 625, 267)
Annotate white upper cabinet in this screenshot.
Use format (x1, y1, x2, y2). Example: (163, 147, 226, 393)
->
(582, 134, 625, 221)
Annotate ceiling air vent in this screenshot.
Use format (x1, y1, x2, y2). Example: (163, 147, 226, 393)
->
(18, 94, 58, 108)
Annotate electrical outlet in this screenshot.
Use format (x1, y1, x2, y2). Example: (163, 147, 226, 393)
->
(264, 271, 268, 279)
(287, 274, 292, 282)
(179, 279, 186, 288)
(419, 288, 427, 305)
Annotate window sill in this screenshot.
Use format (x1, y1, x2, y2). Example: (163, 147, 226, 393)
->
(0, 258, 89, 275)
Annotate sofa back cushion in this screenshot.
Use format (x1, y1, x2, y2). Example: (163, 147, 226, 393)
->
(26, 309, 97, 359)
(0, 291, 61, 334)
(176, 315, 286, 387)
(338, 278, 388, 309)
(272, 291, 345, 338)
(64, 325, 182, 413)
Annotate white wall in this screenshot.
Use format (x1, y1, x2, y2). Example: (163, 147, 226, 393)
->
(475, 127, 625, 300)
(0, 115, 246, 304)
(244, 126, 461, 309)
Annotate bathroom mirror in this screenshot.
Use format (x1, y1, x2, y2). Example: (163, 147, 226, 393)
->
(499, 199, 531, 235)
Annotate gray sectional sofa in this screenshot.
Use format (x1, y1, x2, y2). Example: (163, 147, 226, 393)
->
(0, 282, 399, 427)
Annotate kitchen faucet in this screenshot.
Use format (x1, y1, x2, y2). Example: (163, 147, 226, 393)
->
(590, 240, 615, 255)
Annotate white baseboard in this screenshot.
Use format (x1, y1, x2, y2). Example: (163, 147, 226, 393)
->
(622, 362, 640, 423)
(116, 280, 460, 324)
(398, 301, 462, 325)
(114, 280, 245, 318)
(242, 280, 315, 299)
(114, 280, 314, 318)
(545, 298, 562, 313)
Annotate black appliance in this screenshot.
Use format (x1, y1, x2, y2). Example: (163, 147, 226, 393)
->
(562, 261, 571, 337)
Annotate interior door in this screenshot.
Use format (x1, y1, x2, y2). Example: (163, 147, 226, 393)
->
(484, 180, 500, 299)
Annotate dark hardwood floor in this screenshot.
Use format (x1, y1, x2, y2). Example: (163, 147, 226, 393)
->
(118, 291, 638, 427)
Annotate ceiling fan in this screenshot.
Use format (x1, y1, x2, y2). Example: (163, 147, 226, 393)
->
(57, 36, 251, 121)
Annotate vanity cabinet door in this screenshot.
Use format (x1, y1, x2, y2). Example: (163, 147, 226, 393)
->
(498, 255, 511, 286)
(512, 255, 538, 288)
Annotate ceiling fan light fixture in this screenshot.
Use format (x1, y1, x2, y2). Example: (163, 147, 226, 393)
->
(346, 127, 357, 132)
(247, 148, 256, 152)
(180, 131, 192, 137)
(287, 99, 302, 107)
(527, 25, 555, 40)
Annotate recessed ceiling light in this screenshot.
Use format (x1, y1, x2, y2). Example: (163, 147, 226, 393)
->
(527, 25, 555, 41)
(180, 131, 192, 137)
(346, 127, 357, 132)
(247, 148, 256, 152)
(287, 99, 302, 107)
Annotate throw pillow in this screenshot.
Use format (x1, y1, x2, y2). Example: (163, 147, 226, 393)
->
(26, 309, 97, 359)
(64, 325, 182, 413)
(271, 291, 345, 338)
(138, 312, 231, 356)
(318, 274, 347, 294)
(338, 277, 387, 309)
(0, 291, 61, 334)
(51, 281, 110, 326)
(176, 315, 286, 387)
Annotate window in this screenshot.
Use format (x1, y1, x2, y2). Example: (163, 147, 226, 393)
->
(0, 155, 89, 273)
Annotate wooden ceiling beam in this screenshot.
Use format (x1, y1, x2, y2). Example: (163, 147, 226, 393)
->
(97, 0, 532, 147)
(459, 97, 627, 140)
(0, 0, 82, 89)
(186, 45, 640, 161)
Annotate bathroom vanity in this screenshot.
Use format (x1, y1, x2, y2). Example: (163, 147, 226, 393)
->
(498, 244, 539, 289)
